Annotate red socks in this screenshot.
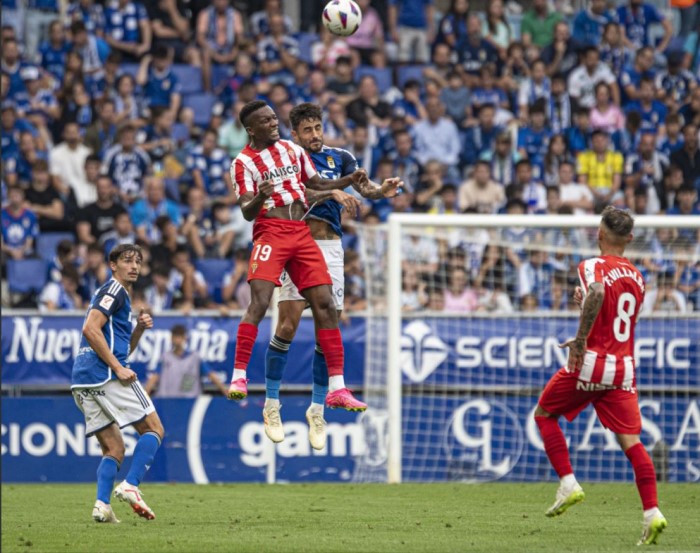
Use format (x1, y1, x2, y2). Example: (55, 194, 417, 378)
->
(535, 415, 573, 478)
(625, 443, 658, 510)
(234, 322, 258, 371)
(317, 328, 344, 377)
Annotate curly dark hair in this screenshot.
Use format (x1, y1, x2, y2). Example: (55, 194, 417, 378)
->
(108, 243, 143, 264)
(289, 102, 323, 131)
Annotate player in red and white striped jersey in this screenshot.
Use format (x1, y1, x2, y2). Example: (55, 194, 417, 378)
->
(226, 100, 369, 414)
(534, 206, 667, 545)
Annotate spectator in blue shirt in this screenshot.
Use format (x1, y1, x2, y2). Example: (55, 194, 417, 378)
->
(186, 128, 234, 203)
(39, 20, 71, 84)
(104, 0, 151, 62)
(25, 0, 61, 63)
(138, 107, 176, 164)
(196, 0, 244, 92)
(656, 52, 697, 113)
(131, 175, 181, 243)
(470, 64, 508, 114)
(462, 103, 501, 166)
(102, 123, 151, 203)
(619, 46, 655, 103)
(517, 99, 551, 181)
(458, 15, 499, 88)
(389, 0, 435, 64)
(625, 77, 668, 137)
(392, 79, 427, 126)
(390, 129, 422, 194)
(657, 113, 684, 158)
(136, 44, 182, 117)
(2, 0, 24, 43)
(66, 0, 106, 37)
(565, 108, 592, 157)
(616, 0, 672, 52)
(1, 185, 39, 260)
(70, 20, 107, 99)
(572, 0, 618, 47)
(256, 13, 300, 87)
(434, 0, 470, 49)
(14, 66, 60, 130)
(1, 104, 37, 160)
(2, 39, 27, 98)
(599, 22, 633, 77)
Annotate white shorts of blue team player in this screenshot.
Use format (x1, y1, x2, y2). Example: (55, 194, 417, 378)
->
(72, 379, 155, 437)
(279, 240, 345, 311)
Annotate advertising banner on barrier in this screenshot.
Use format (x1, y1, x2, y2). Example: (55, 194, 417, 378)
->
(1, 315, 366, 388)
(398, 317, 699, 390)
(3, 395, 698, 483)
(2, 315, 697, 390)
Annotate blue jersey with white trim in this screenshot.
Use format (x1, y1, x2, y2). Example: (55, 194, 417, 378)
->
(71, 279, 132, 388)
(307, 146, 358, 237)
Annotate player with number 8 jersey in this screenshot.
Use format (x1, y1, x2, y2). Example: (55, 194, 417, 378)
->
(534, 206, 667, 546)
(226, 100, 368, 413)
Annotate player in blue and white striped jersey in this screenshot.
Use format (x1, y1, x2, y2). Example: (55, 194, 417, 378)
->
(72, 243, 163, 523)
(261, 103, 402, 449)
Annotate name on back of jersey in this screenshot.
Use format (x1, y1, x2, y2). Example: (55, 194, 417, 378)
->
(603, 266, 645, 293)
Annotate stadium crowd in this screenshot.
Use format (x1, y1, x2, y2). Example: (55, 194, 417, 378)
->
(1, 0, 699, 314)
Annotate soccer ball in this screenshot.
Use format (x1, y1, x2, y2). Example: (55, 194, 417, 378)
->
(322, 0, 363, 37)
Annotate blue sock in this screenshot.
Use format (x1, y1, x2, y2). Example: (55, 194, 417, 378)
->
(96, 456, 119, 503)
(312, 344, 329, 406)
(266, 335, 291, 400)
(126, 432, 161, 487)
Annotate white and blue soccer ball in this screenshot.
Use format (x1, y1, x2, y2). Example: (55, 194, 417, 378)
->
(322, 0, 363, 37)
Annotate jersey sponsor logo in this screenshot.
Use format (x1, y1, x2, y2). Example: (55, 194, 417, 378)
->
(99, 295, 115, 310)
(400, 321, 448, 382)
(261, 165, 300, 181)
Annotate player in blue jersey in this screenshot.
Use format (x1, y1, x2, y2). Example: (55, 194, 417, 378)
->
(71, 243, 163, 523)
(261, 103, 402, 449)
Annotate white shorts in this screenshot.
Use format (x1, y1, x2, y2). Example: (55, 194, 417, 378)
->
(279, 239, 344, 310)
(73, 379, 155, 437)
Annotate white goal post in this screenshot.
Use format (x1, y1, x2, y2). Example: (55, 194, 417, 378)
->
(356, 214, 700, 484)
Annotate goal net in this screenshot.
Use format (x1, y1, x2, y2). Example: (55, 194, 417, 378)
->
(352, 214, 700, 484)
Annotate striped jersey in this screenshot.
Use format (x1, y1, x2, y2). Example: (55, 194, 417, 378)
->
(72, 279, 133, 388)
(230, 139, 316, 218)
(576, 256, 645, 389)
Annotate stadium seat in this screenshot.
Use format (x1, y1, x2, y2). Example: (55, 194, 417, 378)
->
(7, 259, 48, 294)
(397, 65, 425, 89)
(35, 232, 75, 262)
(296, 32, 319, 64)
(195, 259, 234, 303)
(172, 65, 203, 95)
(119, 63, 140, 78)
(211, 64, 232, 92)
(183, 93, 217, 128)
(354, 66, 393, 93)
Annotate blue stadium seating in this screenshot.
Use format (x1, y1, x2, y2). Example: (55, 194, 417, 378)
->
(119, 63, 140, 78)
(211, 64, 233, 92)
(354, 66, 393, 93)
(183, 93, 218, 128)
(7, 259, 48, 294)
(172, 65, 203, 95)
(35, 232, 75, 262)
(195, 259, 234, 303)
(397, 65, 425, 89)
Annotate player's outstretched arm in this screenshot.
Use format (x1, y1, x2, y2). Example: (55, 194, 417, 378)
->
(82, 309, 138, 383)
(559, 282, 605, 372)
(305, 170, 364, 191)
(130, 308, 153, 354)
(353, 175, 404, 200)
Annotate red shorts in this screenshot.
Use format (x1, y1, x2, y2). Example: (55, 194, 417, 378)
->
(247, 218, 332, 291)
(538, 368, 641, 434)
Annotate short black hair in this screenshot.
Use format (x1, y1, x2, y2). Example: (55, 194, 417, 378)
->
(239, 100, 269, 127)
(108, 243, 143, 264)
(57, 239, 75, 258)
(85, 153, 101, 165)
(171, 324, 187, 337)
(152, 43, 170, 60)
(289, 102, 323, 131)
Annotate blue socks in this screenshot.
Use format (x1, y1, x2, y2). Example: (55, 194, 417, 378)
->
(126, 432, 161, 487)
(266, 335, 291, 400)
(96, 456, 119, 503)
(312, 344, 329, 406)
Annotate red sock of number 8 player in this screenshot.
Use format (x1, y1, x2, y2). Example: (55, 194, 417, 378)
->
(625, 442, 658, 510)
(318, 328, 345, 391)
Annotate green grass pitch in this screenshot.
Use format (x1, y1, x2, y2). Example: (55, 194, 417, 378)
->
(2, 483, 698, 553)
